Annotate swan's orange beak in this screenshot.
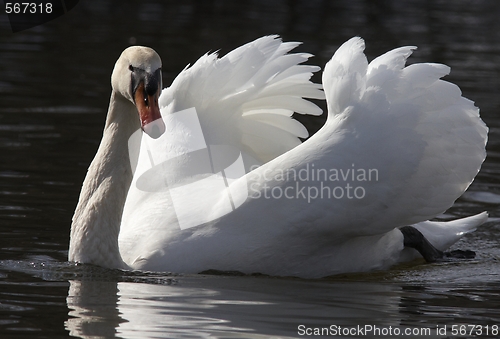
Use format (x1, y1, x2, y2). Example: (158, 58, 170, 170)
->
(134, 82, 165, 139)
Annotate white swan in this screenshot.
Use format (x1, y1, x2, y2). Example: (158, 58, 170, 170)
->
(69, 36, 488, 278)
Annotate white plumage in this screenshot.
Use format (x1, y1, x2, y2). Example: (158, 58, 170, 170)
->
(69, 36, 488, 278)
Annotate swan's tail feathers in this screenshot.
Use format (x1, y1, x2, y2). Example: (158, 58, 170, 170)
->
(159, 35, 325, 163)
(411, 212, 488, 251)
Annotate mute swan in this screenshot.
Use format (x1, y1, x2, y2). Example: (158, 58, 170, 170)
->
(69, 36, 488, 278)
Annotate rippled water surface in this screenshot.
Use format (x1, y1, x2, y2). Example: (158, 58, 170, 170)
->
(1, 1, 500, 338)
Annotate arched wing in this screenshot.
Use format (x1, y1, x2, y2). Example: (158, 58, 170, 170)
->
(241, 37, 487, 239)
(158, 35, 324, 164)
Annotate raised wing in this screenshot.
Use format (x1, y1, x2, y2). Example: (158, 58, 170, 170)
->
(158, 35, 324, 163)
(244, 37, 487, 239)
(327, 37, 486, 227)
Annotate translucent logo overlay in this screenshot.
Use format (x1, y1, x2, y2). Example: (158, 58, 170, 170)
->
(128, 107, 248, 230)
(127, 107, 379, 230)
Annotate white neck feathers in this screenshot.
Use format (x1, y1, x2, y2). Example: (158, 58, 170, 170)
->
(69, 92, 140, 269)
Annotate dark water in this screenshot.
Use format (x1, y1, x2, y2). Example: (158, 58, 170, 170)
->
(1, 1, 500, 338)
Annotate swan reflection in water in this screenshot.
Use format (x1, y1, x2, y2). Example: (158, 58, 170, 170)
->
(67, 273, 500, 339)
(65, 274, 429, 339)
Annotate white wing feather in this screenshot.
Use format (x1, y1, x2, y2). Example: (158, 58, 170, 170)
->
(304, 37, 486, 234)
(158, 35, 324, 163)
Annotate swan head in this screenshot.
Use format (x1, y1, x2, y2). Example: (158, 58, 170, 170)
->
(111, 46, 165, 139)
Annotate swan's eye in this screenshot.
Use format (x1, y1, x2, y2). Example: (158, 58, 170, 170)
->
(129, 65, 134, 72)
(144, 92, 149, 106)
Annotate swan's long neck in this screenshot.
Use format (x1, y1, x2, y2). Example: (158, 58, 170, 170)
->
(69, 92, 140, 269)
